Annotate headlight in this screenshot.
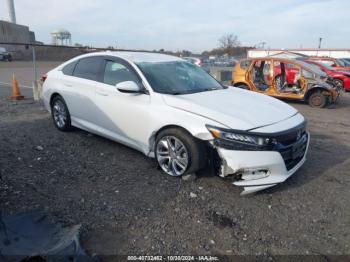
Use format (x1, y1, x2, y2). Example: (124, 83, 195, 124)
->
(206, 125, 271, 149)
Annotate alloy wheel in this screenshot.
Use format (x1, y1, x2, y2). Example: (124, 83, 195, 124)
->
(156, 136, 189, 176)
(52, 100, 67, 128)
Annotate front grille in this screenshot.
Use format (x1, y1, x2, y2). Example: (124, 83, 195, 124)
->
(272, 126, 306, 146)
(275, 133, 308, 171)
(214, 124, 308, 171)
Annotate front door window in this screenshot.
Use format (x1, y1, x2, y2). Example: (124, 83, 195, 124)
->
(251, 60, 272, 91)
(103, 60, 141, 86)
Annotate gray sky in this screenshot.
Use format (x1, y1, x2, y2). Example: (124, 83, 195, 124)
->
(1, 0, 349, 53)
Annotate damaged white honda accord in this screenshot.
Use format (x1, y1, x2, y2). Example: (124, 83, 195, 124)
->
(43, 52, 309, 195)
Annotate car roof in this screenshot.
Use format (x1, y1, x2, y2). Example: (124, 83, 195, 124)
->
(87, 51, 183, 63)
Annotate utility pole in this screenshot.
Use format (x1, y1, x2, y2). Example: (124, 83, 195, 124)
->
(318, 37, 323, 49)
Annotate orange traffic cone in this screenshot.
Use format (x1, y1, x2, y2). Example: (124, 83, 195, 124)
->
(11, 74, 24, 101)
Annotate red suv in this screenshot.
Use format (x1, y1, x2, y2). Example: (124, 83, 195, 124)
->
(305, 60, 350, 91)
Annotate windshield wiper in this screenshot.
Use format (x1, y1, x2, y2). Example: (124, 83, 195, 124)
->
(196, 87, 222, 93)
(169, 92, 188, 95)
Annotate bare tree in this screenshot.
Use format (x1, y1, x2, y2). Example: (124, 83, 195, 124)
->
(218, 34, 241, 55)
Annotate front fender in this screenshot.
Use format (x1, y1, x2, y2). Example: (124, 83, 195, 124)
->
(146, 106, 224, 157)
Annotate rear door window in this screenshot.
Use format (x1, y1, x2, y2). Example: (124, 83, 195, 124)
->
(73, 57, 104, 81)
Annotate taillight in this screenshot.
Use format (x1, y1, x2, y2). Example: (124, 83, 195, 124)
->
(41, 74, 47, 82)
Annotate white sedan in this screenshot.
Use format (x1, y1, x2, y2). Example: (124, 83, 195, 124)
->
(43, 52, 309, 195)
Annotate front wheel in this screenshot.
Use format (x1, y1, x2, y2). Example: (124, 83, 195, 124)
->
(155, 128, 206, 177)
(308, 91, 328, 108)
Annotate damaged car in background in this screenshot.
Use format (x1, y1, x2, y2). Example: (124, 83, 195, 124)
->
(232, 57, 341, 108)
(42, 52, 309, 195)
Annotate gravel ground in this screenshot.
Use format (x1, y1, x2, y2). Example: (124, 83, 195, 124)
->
(1, 92, 350, 258)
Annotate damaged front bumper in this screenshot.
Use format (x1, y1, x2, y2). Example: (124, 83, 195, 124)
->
(216, 132, 310, 195)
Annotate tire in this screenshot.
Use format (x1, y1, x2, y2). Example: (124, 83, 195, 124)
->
(155, 128, 207, 177)
(50, 95, 72, 131)
(308, 91, 328, 108)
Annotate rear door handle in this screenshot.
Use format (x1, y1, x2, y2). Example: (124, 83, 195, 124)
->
(64, 83, 72, 87)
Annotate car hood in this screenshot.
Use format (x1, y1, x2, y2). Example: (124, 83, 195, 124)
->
(162, 88, 298, 130)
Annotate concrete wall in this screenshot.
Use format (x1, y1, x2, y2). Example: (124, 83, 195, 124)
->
(11, 46, 89, 61)
(0, 20, 35, 51)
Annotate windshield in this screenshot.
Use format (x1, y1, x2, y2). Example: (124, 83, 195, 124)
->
(137, 61, 224, 95)
(336, 59, 346, 67)
(322, 64, 337, 71)
(340, 58, 350, 66)
(309, 61, 333, 71)
(295, 60, 328, 77)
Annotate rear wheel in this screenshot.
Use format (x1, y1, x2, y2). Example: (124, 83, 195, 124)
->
(308, 91, 328, 108)
(155, 128, 206, 176)
(51, 95, 72, 131)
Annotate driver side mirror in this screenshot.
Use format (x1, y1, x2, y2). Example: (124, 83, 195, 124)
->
(116, 81, 142, 93)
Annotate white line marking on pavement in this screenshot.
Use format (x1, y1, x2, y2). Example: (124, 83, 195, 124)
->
(0, 81, 32, 89)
